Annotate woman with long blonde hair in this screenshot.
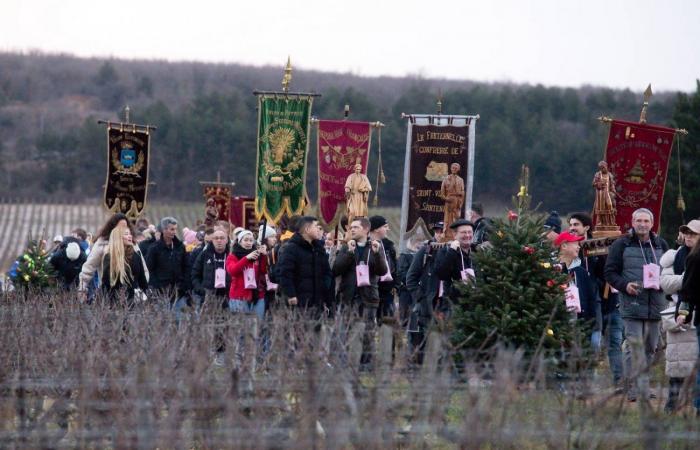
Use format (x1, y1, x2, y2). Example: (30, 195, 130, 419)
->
(101, 226, 148, 306)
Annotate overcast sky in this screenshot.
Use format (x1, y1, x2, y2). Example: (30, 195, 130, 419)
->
(3, 0, 699, 92)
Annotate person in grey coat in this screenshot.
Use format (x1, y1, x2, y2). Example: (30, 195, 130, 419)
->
(604, 208, 669, 401)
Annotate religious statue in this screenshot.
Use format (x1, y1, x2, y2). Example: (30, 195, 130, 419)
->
(205, 197, 220, 227)
(344, 163, 372, 223)
(440, 162, 465, 239)
(592, 160, 620, 237)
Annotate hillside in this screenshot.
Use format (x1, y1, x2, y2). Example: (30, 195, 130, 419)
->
(0, 51, 682, 214)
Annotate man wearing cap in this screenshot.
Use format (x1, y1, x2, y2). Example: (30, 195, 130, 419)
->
(555, 231, 601, 341)
(369, 215, 397, 320)
(435, 219, 477, 306)
(604, 208, 669, 401)
(431, 222, 445, 242)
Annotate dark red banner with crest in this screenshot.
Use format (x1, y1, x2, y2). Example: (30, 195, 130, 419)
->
(230, 196, 257, 231)
(603, 119, 675, 233)
(317, 120, 372, 226)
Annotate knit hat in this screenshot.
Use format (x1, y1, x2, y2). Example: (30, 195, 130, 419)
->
(369, 215, 388, 232)
(53, 235, 63, 243)
(543, 211, 562, 234)
(233, 227, 245, 237)
(257, 224, 277, 244)
(65, 242, 81, 261)
(237, 229, 254, 244)
(183, 228, 197, 246)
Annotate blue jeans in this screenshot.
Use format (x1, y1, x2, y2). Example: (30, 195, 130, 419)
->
(695, 327, 700, 410)
(603, 309, 624, 384)
(171, 296, 188, 322)
(229, 299, 265, 321)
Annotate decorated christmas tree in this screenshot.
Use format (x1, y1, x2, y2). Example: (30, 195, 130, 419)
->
(451, 166, 586, 359)
(14, 238, 56, 291)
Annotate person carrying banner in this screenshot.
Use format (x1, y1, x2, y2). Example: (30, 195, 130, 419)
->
(434, 219, 476, 316)
(604, 208, 669, 402)
(333, 217, 387, 366)
(369, 215, 397, 321)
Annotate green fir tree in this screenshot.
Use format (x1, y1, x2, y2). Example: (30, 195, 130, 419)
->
(451, 166, 586, 359)
(14, 238, 56, 290)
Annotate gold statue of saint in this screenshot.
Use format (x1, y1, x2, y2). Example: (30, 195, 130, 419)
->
(440, 162, 465, 239)
(344, 163, 372, 223)
(592, 160, 621, 237)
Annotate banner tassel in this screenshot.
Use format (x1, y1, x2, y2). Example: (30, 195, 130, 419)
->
(676, 135, 686, 222)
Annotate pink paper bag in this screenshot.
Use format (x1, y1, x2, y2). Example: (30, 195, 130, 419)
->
(243, 267, 257, 289)
(214, 268, 226, 288)
(356, 263, 370, 287)
(642, 263, 660, 290)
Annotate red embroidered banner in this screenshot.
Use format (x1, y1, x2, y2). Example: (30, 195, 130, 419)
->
(202, 183, 233, 225)
(317, 120, 372, 226)
(230, 196, 257, 230)
(603, 119, 675, 233)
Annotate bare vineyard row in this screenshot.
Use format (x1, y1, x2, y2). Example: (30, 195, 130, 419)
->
(0, 202, 403, 272)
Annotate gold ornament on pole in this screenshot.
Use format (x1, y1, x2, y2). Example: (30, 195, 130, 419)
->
(639, 84, 652, 124)
(281, 56, 292, 93)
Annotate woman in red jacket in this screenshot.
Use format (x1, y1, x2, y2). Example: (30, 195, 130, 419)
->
(226, 230, 267, 320)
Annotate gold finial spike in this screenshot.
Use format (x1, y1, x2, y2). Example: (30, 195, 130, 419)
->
(124, 105, 130, 123)
(639, 84, 652, 124)
(281, 56, 292, 93)
(437, 89, 443, 115)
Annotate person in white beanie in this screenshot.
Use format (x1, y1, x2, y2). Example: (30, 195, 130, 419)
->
(50, 237, 87, 290)
(660, 220, 700, 412)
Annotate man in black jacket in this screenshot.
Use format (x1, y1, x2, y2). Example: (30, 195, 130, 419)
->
(277, 216, 333, 316)
(435, 219, 476, 312)
(369, 215, 397, 321)
(146, 217, 188, 314)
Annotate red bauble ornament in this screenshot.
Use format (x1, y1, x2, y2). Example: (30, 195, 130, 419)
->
(508, 210, 519, 221)
(522, 246, 535, 255)
(546, 279, 555, 287)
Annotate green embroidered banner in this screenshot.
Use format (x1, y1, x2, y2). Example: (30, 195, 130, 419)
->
(255, 95, 313, 223)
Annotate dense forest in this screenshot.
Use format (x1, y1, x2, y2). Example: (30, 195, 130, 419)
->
(0, 52, 698, 236)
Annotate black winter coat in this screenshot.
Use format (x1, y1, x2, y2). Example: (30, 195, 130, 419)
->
(277, 233, 334, 310)
(145, 236, 188, 295)
(49, 237, 87, 290)
(191, 244, 230, 303)
(333, 242, 388, 307)
(101, 250, 149, 306)
(434, 246, 475, 301)
(680, 250, 700, 326)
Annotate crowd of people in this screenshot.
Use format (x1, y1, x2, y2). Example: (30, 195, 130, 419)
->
(3, 203, 700, 415)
